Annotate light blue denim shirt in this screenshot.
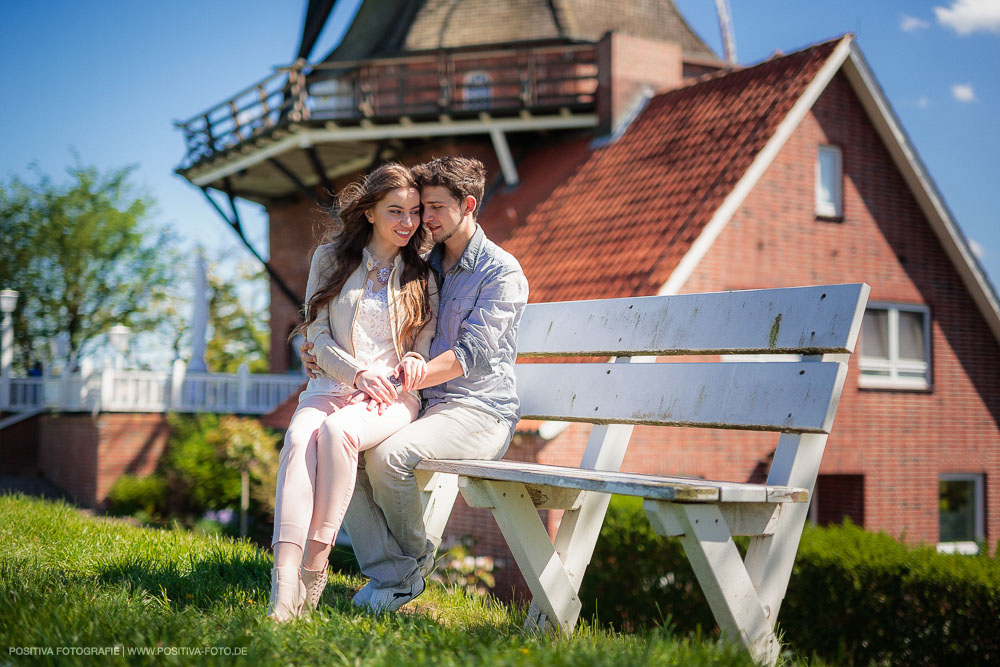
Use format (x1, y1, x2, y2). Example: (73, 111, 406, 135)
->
(423, 225, 529, 430)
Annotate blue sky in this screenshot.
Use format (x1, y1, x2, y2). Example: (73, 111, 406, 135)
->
(2, 0, 998, 294)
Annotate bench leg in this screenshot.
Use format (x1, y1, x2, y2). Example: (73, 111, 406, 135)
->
(648, 502, 780, 667)
(460, 478, 582, 636)
(525, 422, 635, 632)
(416, 470, 460, 553)
(744, 432, 827, 621)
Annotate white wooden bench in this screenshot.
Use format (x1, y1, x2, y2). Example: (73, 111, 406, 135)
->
(414, 283, 869, 665)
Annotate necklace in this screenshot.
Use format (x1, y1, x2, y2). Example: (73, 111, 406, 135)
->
(366, 256, 394, 285)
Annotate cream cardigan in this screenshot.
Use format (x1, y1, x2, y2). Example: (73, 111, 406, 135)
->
(302, 243, 439, 395)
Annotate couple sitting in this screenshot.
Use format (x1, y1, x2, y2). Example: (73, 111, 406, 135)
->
(268, 156, 529, 620)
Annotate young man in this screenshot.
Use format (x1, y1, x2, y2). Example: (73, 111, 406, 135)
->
(301, 156, 528, 611)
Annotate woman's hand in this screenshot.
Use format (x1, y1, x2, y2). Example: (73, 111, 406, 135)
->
(354, 369, 398, 405)
(395, 356, 428, 392)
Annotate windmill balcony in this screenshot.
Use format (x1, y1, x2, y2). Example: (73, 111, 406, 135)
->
(174, 42, 600, 202)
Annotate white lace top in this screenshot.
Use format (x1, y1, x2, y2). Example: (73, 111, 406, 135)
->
(325, 279, 400, 395)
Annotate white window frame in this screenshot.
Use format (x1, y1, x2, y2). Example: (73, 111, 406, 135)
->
(937, 473, 985, 555)
(462, 70, 492, 109)
(858, 302, 931, 390)
(815, 144, 843, 218)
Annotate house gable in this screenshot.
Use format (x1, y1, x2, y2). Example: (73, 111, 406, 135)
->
(676, 67, 1000, 547)
(663, 38, 1000, 345)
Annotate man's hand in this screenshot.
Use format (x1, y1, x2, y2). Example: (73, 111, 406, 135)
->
(395, 356, 428, 392)
(299, 341, 321, 379)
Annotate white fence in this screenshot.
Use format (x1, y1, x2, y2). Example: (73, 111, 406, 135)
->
(0, 362, 304, 415)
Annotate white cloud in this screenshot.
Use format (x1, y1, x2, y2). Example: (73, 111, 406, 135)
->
(901, 14, 931, 31)
(934, 0, 1000, 35)
(952, 83, 977, 102)
(969, 238, 985, 260)
(916, 95, 931, 108)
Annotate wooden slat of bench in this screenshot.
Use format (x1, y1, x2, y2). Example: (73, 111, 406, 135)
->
(418, 459, 809, 503)
(516, 284, 869, 358)
(516, 361, 847, 433)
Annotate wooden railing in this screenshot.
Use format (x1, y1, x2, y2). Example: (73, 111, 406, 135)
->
(176, 43, 599, 168)
(1, 364, 303, 415)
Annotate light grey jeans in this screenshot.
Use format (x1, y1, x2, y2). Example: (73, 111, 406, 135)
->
(343, 401, 513, 589)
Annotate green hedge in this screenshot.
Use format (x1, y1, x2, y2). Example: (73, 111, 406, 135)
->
(579, 496, 1000, 664)
(783, 521, 999, 665)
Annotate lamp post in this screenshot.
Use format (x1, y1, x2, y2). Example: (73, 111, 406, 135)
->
(108, 324, 131, 370)
(0, 289, 18, 409)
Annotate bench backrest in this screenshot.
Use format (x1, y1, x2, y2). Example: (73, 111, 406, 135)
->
(514, 284, 870, 434)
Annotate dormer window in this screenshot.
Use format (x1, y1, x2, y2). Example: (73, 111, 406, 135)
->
(462, 70, 492, 110)
(816, 144, 843, 218)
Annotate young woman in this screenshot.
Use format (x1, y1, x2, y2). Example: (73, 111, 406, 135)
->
(268, 163, 438, 621)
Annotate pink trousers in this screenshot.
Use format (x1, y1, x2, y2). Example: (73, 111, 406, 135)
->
(271, 392, 420, 549)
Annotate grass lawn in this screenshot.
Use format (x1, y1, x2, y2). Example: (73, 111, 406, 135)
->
(0, 493, 766, 666)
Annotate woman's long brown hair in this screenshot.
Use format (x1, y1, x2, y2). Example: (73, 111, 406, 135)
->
(291, 163, 433, 350)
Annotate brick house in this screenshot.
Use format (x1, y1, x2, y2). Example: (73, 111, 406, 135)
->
(176, 0, 999, 585)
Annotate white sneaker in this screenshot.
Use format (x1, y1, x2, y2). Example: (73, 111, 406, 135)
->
(365, 578, 426, 613)
(352, 581, 374, 608)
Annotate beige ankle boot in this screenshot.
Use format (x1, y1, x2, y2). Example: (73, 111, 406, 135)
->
(300, 565, 328, 612)
(267, 565, 306, 622)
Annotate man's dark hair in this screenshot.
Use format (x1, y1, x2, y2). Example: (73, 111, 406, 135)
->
(411, 156, 487, 218)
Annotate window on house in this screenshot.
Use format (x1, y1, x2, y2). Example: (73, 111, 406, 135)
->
(938, 474, 984, 554)
(816, 145, 843, 218)
(462, 70, 492, 109)
(859, 303, 931, 390)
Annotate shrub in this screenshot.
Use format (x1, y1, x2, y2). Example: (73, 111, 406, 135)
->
(160, 413, 279, 522)
(782, 520, 1000, 665)
(106, 473, 167, 517)
(580, 497, 1000, 664)
(105, 414, 281, 544)
(161, 413, 238, 515)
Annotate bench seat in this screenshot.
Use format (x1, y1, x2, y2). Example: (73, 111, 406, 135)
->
(418, 459, 809, 504)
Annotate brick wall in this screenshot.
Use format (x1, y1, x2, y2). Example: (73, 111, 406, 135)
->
(0, 413, 40, 473)
(37, 413, 169, 508)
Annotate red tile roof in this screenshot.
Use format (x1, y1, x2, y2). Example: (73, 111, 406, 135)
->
(501, 38, 844, 303)
(479, 135, 593, 244)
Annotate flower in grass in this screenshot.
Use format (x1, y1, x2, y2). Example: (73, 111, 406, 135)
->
(202, 508, 235, 524)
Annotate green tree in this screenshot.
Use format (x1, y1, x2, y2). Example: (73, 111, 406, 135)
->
(0, 159, 177, 372)
(204, 260, 270, 373)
